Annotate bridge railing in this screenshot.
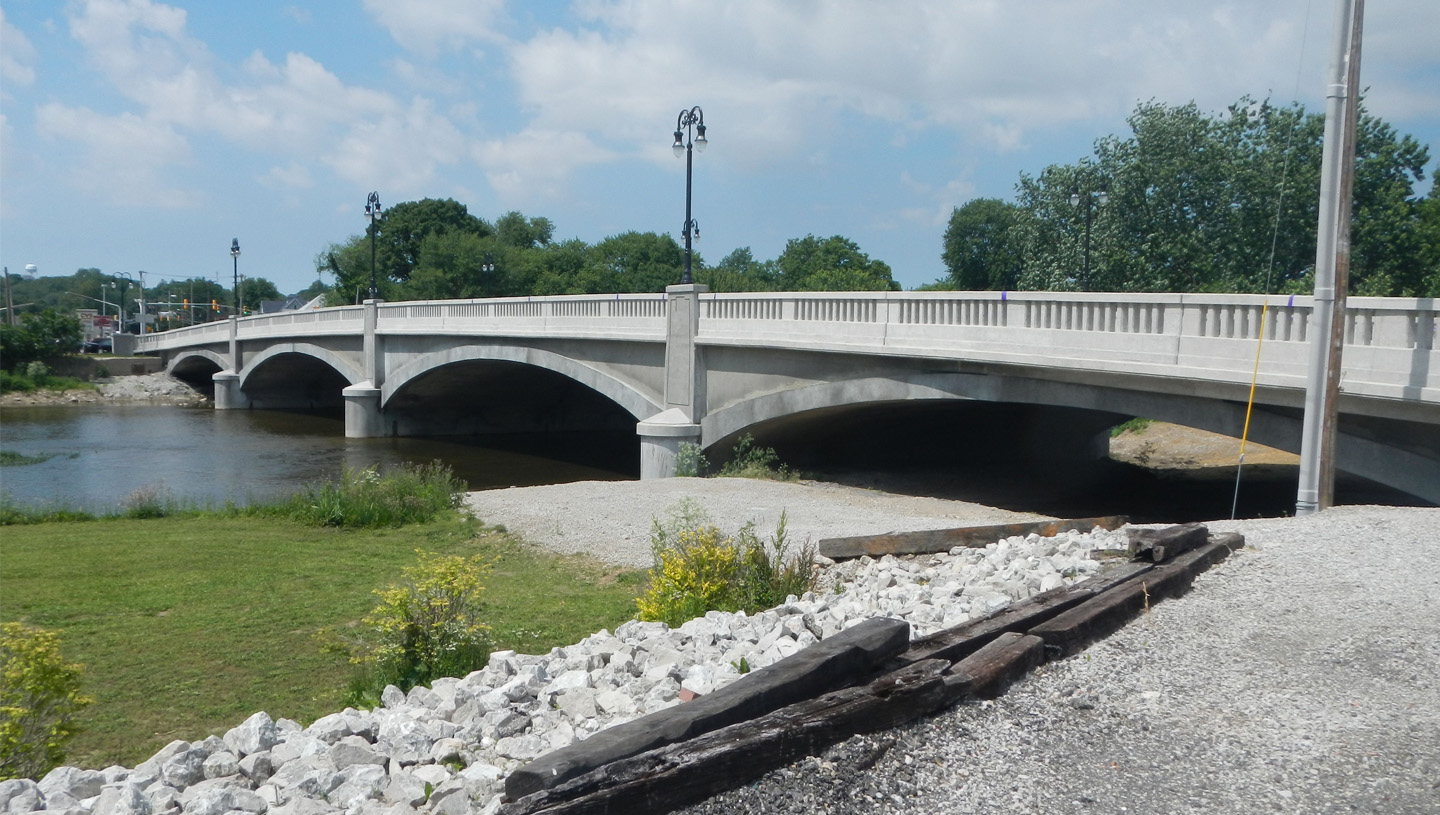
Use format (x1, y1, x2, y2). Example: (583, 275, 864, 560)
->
(698, 291, 1438, 399)
(374, 295, 667, 339)
(136, 306, 368, 352)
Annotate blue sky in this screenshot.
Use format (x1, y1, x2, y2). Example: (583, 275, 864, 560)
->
(3, 0, 1438, 296)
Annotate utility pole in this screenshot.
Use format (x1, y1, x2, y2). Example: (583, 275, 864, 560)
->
(2, 267, 14, 326)
(1297, 0, 1364, 516)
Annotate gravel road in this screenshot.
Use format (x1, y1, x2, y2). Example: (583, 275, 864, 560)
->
(676, 503, 1440, 815)
(463, 477, 1043, 568)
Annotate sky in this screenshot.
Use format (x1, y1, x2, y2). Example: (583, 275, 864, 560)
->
(2, 0, 1438, 296)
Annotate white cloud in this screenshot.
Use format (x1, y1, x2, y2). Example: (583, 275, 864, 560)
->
(362, 0, 507, 53)
(258, 161, 313, 189)
(474, 128, 616, 201)
(1, 8, 38, 88)
(35, 102, 197, 207)
(47, 0, 470, 201)
(504, 0, 1440, 168)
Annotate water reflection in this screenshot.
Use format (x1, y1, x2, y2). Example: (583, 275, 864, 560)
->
(0, 405, 630, 512)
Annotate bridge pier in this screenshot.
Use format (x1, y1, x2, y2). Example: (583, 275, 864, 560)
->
(638, 408, 703, 478)
(343, 384, 385, 438)
(212, 372, 242, 410)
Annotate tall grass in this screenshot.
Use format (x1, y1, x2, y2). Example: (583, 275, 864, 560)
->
(1, 462, 466, 528)
(269, 462, 465, 528)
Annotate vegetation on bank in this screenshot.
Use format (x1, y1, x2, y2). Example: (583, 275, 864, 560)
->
(674, 434, 796, 481)
(0, 512, 645, 770)
(0, 464, 647, 770)
(636, 501, 816, 628)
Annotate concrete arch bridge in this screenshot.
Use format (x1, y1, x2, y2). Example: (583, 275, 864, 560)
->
(139, 287, 1440, 504)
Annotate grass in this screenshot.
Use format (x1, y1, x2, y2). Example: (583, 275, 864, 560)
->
(1109, 417, 1154, 437)
(0, 513, 646, 769)
(0, 451, 64, 467)
(0, 370, 95, 394)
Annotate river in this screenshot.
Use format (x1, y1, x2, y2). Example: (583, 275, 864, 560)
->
(0, 404, 633, 512)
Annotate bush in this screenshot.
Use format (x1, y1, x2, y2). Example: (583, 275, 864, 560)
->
(281, 462, 464, 528)
(0, 623, 93, 781)
(717, 435, 794, 481)
(330, 550, 493, 696)
(673, 443, 709, 477)
(636, 503, 816, 627)
(120, 484, 181, 519)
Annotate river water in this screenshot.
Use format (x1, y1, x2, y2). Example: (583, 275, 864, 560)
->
(0, 405, 631, 512)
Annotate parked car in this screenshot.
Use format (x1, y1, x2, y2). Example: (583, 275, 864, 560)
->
(82, 337, 113, 354)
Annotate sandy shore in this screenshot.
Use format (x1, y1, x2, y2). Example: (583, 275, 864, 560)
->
(464, 477, 1045, 568)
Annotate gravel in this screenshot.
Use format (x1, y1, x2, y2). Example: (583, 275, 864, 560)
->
(463, 477, 1043, 569)
(678, 504, 1440, 815)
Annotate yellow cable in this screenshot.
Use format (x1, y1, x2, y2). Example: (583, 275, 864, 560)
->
(1231, 300, 1270, 519)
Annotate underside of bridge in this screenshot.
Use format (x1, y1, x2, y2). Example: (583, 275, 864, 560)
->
(241, 353, 352, 413)
(383, 360, 641, 474)
(168, 355, 222, 397)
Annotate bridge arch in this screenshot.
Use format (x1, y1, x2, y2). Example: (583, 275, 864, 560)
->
(167, 348, 229, 376)
(381, 344, 661, 420)
(237, 343, 364, 391)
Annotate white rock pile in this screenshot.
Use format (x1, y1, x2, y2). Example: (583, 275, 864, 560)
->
(0, 527, 1128, 815)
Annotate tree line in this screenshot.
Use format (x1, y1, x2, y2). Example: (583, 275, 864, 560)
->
(318, 202, 898, 303)
(937, 97, 1439, 297)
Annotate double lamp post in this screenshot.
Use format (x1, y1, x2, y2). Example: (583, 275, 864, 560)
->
(672, 106, 707, 285)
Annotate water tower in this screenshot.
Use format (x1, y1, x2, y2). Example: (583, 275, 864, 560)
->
(24, 264, 37, 279)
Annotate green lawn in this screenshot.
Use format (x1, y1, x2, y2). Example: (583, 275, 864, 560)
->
(0, 514, 645, 768)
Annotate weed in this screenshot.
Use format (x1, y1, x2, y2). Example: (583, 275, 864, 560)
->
(717, 435, 794, 481)
(636, 504, 816, 627)
(674, 443, 709, 477)
(0, 623, 94, 781)
(1109, 417, 1153, 438)
(272, 462, 464, 528)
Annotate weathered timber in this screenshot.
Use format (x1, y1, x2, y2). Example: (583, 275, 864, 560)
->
(818, 515, 1129, 560)
(1127, 522, 1209, 562)
(891, 585, 1093, 670)
(504, 616, 910, 800)
(942, 632, 1046, 698)
(501, 660, 956, 815)
(1030, 538, 1239, 656)
(885, 560, 1154, 672)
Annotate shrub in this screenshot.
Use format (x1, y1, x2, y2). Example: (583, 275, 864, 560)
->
(120, 484, 181, 519)
(331, 550, 493, 695)
(717, 435, 794, 481)
(636, 504, 816, 627)
(1109, 417, 1153, 437)
(282, 462, 464, 528)
(673, 442, 709, 478)
(0, 623, 93, 781)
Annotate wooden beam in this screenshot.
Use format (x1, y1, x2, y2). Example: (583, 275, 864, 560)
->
(501, 660, 957, 815)
(1029, 536, 1241, 656)
(1127, 523, 1209, 562)
(818, 515, 1128, 560)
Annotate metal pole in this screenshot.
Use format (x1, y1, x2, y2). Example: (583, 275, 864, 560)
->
(137, 271, 147, 335)
(683, 139, 693, 285)
(1297, 0, 1363, 516)
(1082, 201, 1092, 291)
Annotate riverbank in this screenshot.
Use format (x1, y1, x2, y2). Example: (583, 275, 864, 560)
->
(0, 372, 207, 407)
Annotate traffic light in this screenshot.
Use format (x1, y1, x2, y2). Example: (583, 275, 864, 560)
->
(211, 299, 218, 312)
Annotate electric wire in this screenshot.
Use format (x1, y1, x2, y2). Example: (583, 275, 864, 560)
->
(1230, 0, 1315, 520)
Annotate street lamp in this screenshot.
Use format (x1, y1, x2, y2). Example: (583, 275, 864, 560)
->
(113, 273, 134, 333)
(672, 106, 707, 285)
(481, 252, 495, 273)
(365, 191, 382, 300)
(1069, 183, 1108, 290)
(230, 239, 241, 316)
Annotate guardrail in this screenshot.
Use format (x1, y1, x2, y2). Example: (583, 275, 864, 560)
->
(136, 291, 1437, 402)
(697, 291, 1438, 400)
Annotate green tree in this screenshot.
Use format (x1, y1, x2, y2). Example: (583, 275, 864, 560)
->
(942, 198, 1026, 290)
(775, 235, 897, 291)
(0, 310, 82, 371)
(495, 211, 555, 249)
(1011, 97, 1434, 295)
(696, 247, 779, 292)
(238, 278, 283, 310)
(320, 198, 494, 299)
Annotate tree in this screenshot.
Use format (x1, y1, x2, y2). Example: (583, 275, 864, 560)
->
(320, 198, 494, 299)
(1006, 97, 1434, 295)
(238, 278, 283, 310)
(775, 235, 897, 291)
(495, 211, 555, 249)
(942, 199, 1026, 290)
(0, 310, 82, 371)
(696, 247, 780, 292)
